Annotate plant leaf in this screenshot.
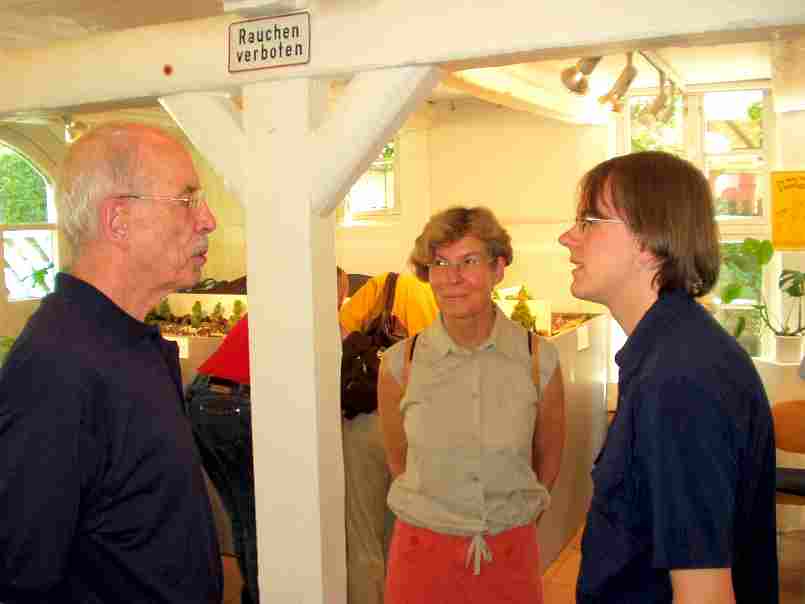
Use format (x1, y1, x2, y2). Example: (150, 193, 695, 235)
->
(756, 239, 774, 265)
(721, 283, 744, 304)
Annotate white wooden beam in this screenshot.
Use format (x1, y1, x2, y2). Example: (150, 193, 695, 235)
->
(442, 72, 587, 125)
(243, 77, 346, 603)
(2, 1, 804, 115)
(311, 65, 441, 216)
(158, 92, 247, 203)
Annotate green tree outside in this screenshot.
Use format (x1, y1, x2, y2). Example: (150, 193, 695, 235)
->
(0, 146, 48, 224)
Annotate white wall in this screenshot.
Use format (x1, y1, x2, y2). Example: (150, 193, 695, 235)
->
(192, 149, 246, 282)
(776, 110, 805, 167)
(428, 98, 609, 312)
(337, 97, 610, 313)
(335, 114, 433, 276)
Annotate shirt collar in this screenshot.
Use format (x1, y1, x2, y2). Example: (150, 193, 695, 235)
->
(615, 288, 692, 379)
(55, 272, 162, 346)
(429, 305, 521, 361)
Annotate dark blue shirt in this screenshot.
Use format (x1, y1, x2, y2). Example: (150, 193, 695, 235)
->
(0, 273, 222, 603)
(577, 290, 778, 603)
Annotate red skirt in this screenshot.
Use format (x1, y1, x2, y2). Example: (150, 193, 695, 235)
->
(385, 519, 543, 604)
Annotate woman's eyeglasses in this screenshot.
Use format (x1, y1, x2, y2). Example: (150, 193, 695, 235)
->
(428, 254, 492, 276)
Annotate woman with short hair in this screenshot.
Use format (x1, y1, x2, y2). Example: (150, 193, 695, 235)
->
(378, 206, 566, 603)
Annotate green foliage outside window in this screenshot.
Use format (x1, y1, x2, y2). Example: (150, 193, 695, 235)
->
(0, 148, 48, 224)
(0, 335, 14, 366)
(629, 96, 684, 157)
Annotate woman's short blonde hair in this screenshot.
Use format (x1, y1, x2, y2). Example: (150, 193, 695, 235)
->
(409, 206, 513, 281)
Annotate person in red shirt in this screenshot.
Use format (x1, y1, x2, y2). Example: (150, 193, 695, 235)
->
(185, 268, 348, 604)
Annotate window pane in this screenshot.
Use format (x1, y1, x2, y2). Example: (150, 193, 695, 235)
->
(712, 241, 765, 357)
(343, 141, 397, 218)
(3, 230, 56, 300)
(703, 91, 766, 220)
(703, 90, 763, 153)
(0, 145, 51, 224)
(713, 307, 763, 357)
(715, 241, 763, 304)
(707, 154, 765, 218)
(629, 95, 685, 156)
(346, 159, 394, 213)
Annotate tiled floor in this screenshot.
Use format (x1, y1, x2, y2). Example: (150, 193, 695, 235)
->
(542, 524, 584, 603)
(779, 529, 805, 604)
(221, 526, 805, 603)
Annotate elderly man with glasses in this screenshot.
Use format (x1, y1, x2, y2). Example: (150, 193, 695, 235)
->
(0, 122, 222, 604)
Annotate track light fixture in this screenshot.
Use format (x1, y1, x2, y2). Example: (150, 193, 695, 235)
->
(598, 52, 637, 112)
(656, 81, 677, 123)
(638, 70, 668, 126)
(647, 71, 668, 116)
(560, 57, 602, 95)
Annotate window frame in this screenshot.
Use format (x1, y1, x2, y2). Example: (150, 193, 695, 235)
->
(0, 141, 59, 303)
(616, 83, 775, 358)
(338, 138, 400, 226)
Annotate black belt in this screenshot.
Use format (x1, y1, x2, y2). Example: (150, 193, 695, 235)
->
(208, 376, 250, 397)
(777, 467, 805, 496)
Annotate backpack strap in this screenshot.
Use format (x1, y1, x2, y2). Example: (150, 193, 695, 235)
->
(380, 272, 399, 335)
(529, 332, 541, 393)
(401, 333, 420, 393)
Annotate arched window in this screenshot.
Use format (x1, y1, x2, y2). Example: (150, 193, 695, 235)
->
(0, 144, 57, 301)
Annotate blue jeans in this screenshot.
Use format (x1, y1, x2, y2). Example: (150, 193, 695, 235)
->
(186, 374, 258, 604)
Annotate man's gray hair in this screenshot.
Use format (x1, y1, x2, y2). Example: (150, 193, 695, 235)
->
(56, 122, 166, 251)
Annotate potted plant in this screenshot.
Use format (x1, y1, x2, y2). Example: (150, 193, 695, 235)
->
(720, 238, 805, 362)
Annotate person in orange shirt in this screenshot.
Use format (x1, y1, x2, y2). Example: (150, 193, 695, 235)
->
(339, 272, 438, 339)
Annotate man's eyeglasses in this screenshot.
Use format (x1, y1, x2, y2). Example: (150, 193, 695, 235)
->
(575, 215, 625, 234)
(117, 189, 206, 210)
(428, 254, 492, 275)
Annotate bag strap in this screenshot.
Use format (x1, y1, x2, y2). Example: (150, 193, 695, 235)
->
(529, 332, 541, 393)
(380, 272, 399, 335)
(383, 272, 399, 314)
(401, 333, 419, 391)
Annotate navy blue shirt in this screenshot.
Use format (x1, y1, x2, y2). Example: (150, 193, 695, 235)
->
(0, 273, 222, 603)
(577, 290, 778, 603)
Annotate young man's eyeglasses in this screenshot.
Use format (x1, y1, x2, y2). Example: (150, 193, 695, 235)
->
(575, 215, 624, 234)
(117, 189, 206, 210)
(428, 254, 493, 275)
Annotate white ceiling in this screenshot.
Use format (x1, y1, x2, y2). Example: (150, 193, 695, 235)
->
(0, 0, 221, 49)
(0, 0, 779, 124)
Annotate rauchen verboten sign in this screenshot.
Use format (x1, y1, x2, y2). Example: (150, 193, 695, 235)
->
(228, 12, 310, 73)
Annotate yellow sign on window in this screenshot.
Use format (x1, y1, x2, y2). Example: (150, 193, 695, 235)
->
(771, 171, 805, 251)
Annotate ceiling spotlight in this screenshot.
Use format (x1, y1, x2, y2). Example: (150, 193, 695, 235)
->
(598, 52, 637, 112)
(639, 70, 668, 126)
(64, 117, 89, 144)
(560, 57, 602, 95)
(657, 81, 677, 123)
